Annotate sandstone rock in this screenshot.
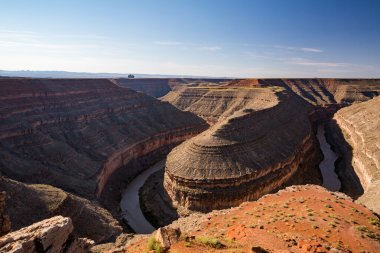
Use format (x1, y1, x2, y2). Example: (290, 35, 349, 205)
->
(154, 227, 181, 249)
(0, 177, 122, 243)
(331, 96, 380, 213)
(164, 91, 322, 212)
(0, 191, 11, 236)
(126, 185, 380, 252)
(0, 216, 94, 253)
(163, 79, 380, 122)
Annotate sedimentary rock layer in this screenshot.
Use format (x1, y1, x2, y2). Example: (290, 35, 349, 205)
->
(0, 78, 207, 204)
(0, 177, 121, 243)
(0, 216, 94, 253)
(164, 90, 322, 212)
(161, 86, 280, 123)
(331, 96, 380, 213)
(260, 79, 380, 105)
(163, 79, 380, 121)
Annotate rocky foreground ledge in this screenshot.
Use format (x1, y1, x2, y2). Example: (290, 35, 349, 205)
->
(100, 185, 380, 252)
(0, 216, 93, 253)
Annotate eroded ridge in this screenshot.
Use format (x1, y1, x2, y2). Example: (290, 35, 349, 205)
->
(164, 90, 322, 212)
(332, 96, 380, 213)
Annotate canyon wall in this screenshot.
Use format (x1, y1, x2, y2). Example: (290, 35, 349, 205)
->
(164, 79, 380, 117)
(329, 96, 380, 213)
(164, 90, 322, 212)
(0, 78, 206, 200)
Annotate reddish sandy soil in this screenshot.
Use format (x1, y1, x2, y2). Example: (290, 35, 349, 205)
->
(125, 185, 380, 253)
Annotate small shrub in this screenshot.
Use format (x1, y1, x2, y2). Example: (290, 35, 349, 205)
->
(196, 236, 224, 249)
(147, 237, 164, 253)
(369, 217, 380, 226)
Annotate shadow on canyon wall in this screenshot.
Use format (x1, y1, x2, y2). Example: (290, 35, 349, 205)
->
(325, 119, 364, 199)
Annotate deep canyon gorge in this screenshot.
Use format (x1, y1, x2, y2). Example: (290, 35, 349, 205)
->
(0, 77, 380, 252)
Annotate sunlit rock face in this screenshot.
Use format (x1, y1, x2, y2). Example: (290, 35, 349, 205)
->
(164, 90, 322, 212)
(331, 96, 380, 213)
(0, 216, 94, 253)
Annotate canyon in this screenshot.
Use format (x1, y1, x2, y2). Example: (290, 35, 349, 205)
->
(159, 78, 380, 213)
(164, 89, 323, 212)
(0, 77, 379, 252)
(328, 96, 380, 213)
(0, 77, 206, 241)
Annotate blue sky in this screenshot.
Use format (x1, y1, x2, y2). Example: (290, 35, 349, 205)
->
(1, 0, 379, 77)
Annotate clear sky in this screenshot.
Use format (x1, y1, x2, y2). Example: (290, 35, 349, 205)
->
(1, 0, 379, 77)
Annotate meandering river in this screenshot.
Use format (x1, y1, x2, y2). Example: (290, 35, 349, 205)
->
(120, 160, 165, 234)
(120, 124, 341, 233)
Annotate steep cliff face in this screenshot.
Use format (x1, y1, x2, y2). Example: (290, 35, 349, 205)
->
(0, 177, 122, 243)
(329, 96, 380, 213)
(0, 216, 94, 253)
(164, 90, 322, 212)
(0, 78, 207, 205)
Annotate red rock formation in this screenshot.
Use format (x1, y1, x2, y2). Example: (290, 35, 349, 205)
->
(122, 185, 380, 253)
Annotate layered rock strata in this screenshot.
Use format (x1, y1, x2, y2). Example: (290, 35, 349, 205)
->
(0, 78, 206, 205)
(329, 96, 380, 213)
(164, 91, 322, 212)
(0, 177, 121, 243)
(0, 216, 94, 253)
(163, 79, 380, 119)
(161, 86, 280, 123)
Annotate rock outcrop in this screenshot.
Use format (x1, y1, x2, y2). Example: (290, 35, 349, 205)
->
(0, 177, 121, 243)
(125, 185, 380, 253)
(164, 90, 322, 212)
(329, 96, 380, 213)
(0, 191, 11, 236)
(0, 78, 207, 210)
(260, 78, 380, 106)
(161, 85, 281, 123)
(0, 216, 94, 253)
